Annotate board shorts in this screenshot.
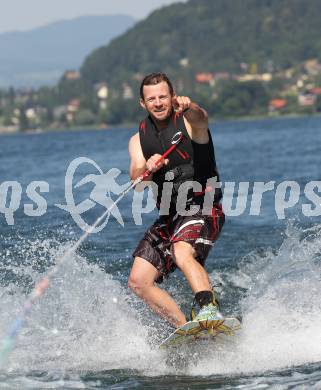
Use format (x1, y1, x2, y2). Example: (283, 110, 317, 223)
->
(132, 204, 225, 283)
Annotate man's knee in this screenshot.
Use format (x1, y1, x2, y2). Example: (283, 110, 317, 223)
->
(128, 273, 145, 296)
(128, 257, 158, 297)
(172, 241, 196, 269)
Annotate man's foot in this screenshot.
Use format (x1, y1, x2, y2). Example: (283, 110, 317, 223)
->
(194, 302, 224, 322)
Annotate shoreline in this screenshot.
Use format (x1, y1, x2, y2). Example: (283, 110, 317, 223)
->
(1, 111, 321, 135)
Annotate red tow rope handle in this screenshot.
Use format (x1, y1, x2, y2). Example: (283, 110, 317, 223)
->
(141, 131, 184, 179)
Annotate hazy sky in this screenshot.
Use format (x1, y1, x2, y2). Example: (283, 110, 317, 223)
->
(0, 0, 187, 34)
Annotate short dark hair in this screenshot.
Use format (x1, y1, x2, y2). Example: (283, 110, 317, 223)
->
(140, 72, 174, 99)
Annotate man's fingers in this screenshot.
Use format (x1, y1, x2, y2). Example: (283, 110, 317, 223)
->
(147, 154, 167, 172)
(173, 96, 191, 112)
(155, 157, 168, 169)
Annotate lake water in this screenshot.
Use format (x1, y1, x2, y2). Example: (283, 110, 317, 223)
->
(0, 116, 321, 389)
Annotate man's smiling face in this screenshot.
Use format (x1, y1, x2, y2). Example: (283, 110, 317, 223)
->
(140, 81, 174, 122)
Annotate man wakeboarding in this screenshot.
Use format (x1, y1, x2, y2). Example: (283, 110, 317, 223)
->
(128, 73, 225, 329)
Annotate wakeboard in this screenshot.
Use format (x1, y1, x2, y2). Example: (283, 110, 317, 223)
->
(160, 317, 241, 349)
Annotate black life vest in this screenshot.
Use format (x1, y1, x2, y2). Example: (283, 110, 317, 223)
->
(139, 112, 222, 210)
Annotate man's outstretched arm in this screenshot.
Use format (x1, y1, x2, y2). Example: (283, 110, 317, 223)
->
(173, 95, 209, 142)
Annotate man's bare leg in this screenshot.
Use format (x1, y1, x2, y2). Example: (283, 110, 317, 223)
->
(128, 257, 186, 327)
(172, 241, 212, 293)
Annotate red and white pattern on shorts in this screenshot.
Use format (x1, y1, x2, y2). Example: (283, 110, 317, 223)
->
(132, 205, 225, 283)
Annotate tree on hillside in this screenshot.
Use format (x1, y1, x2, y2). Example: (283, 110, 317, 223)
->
(81, 0, 321, 87)
(217, 81, 269, 116)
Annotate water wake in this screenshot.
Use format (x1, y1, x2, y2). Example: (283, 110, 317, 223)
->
(190, 222, 321, 375)
(1, 222, 321, 380)
(0, 238, 162, 374)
